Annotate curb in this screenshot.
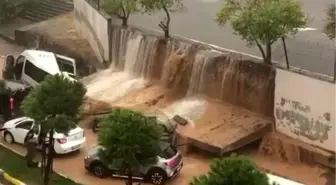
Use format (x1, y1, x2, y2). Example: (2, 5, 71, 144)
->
(0, 143, 82, 185)
(0, 168, 26, 185)
(0, 34, 16, 44)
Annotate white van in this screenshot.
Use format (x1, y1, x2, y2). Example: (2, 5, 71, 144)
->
(3, 50, 77, 87)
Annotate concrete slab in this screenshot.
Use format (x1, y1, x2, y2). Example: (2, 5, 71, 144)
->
(0, 18, 34, 41)
(178, 97, 273, 156)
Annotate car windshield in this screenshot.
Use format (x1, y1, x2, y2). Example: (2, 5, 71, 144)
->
(159, 142, 177, 159)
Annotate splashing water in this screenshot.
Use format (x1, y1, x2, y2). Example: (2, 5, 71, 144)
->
(84, 70, 147, 103)
(162, 97, 208, 122)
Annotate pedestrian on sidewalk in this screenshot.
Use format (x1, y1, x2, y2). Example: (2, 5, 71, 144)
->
(24, 129, 41, 168)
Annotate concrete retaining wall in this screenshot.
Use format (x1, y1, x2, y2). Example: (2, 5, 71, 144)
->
(73, 0, 336, 153)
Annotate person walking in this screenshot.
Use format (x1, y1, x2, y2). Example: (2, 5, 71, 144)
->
(24, 129, 41, 168)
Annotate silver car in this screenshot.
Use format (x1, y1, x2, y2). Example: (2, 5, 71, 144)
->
(84, 142, 183, 185)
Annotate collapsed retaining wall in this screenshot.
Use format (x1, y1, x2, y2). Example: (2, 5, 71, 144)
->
(74, 0, 336, 153)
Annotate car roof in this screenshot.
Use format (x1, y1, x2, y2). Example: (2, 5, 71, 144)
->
(3, 117, 33, 127)
(22, 50, 60, 75)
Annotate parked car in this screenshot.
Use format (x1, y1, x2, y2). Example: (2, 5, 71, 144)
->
(84, 142, 183, 185)
(91, 109, 178, 145)
(0, 81, 32, 122)
(1, 117, 86, 154)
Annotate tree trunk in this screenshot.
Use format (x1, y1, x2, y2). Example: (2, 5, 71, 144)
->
(43, 129, 54, 185)
(162, 5, 170, 38)
(127, 168, 133, 185)
(40, 130, 47, 179)
(265, 42, 272, 65)
(122, 17, 128, 28)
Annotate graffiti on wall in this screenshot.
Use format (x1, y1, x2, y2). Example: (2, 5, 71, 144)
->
(275, 97, 332, 143)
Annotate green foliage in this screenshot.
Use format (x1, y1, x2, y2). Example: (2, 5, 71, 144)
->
(0, 145, 82, 185)
(216, 0, 307, 64)
(97, 108, 162, 173)
(140, 0, 183, 13)
(102, 0, 139, 26)
(140, 0, 183, 38)
(190, 156, 277, 185)
(21, 74, 86, 133)
(324, 4, 335, 40)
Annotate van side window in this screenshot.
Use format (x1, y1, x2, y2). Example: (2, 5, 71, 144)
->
(16, 56, 25, 64)
(24, 60, 49, 83)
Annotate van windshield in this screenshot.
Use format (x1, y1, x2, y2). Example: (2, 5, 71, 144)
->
(56, 58, 75, 75)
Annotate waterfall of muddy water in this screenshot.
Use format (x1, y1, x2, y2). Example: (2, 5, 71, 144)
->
(187, 50, 216, 96)
(123, 34, 143, 75)
(111, 27, 132, 68)
(162, 97, 208, 124)
(84, 28, 162, 103)
(111, 27, 159, 78)
(219, 53, 241, 100)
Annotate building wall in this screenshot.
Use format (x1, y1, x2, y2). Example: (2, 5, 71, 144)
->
(73, 0, 110, 63)
(275, 68, 335, 152)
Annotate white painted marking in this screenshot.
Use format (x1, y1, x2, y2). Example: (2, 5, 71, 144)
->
(199, 0, 219, 2)
(297, 27, 317, 32)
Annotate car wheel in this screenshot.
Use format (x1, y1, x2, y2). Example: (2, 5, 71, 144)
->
(91, 163, 107, 178)
(4, 132, 14, 144)
(147, 168, 167, 185)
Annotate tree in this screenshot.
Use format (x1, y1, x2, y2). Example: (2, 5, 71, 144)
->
(21, 74, 86, 185)
(216, 0, 307, 64)
(140, 0, 183, 38)
(324, 4, 335, 40)
(190, 156, 279, 185)
(102, 0, 140, 27)
(97, 108, 162, 185)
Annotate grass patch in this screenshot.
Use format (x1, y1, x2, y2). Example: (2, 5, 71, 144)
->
(0, 145, 82, 185)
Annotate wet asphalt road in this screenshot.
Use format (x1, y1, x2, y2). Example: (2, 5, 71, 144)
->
(129, 0, 335, 76)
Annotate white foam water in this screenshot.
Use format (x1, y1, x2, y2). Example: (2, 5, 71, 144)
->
(162, 97, 208, 122)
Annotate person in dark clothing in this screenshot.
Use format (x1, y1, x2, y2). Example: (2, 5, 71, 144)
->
(24, 129, 41, 168)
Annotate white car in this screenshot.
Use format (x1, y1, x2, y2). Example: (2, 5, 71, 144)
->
(1, 117, 86, 154)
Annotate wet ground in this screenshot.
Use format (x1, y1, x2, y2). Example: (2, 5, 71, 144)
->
(0, 128, 333, 185)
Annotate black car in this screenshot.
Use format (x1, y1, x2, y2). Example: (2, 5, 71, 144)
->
(0, 80, 31, 122)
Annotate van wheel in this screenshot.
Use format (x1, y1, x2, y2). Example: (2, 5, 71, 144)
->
(91, 163, 108, 178)
(147, 168, 167, 185)
(4, 132, 14, 144)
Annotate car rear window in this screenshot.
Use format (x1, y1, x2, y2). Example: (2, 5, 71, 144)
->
(159, 142, 177, 159)
(69, 122, 77, 129)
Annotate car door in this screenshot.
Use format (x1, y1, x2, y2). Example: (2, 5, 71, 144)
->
(10, 120, 34, 144)
(108, 158, 143, 178)
(2, 55, 15, 79)
(54, 54, 76, 78)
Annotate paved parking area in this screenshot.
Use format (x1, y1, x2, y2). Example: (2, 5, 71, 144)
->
(0, 128, 332, 185)
(0, 129, 210, 185)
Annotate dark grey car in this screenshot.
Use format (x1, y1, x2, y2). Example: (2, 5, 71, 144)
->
(84, 142, 183, 185)
(91, 109, 178, 145)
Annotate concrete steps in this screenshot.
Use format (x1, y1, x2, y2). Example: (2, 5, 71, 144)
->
(22, 0, 73, 22)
